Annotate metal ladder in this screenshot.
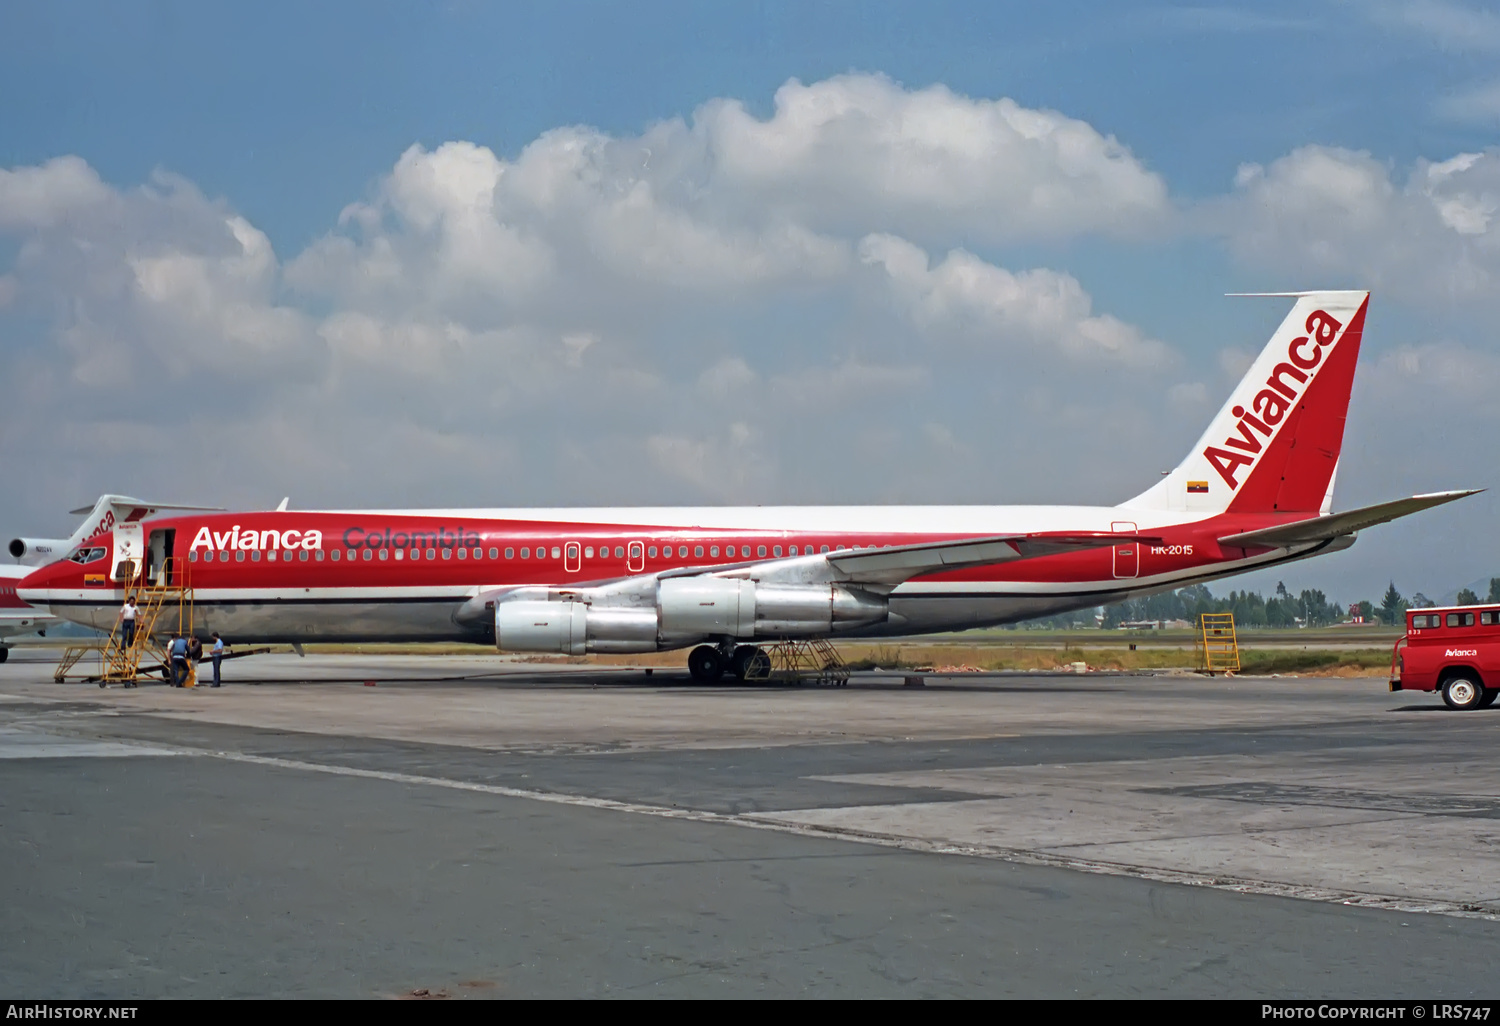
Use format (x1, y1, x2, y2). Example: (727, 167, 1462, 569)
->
(99, 557, 195, 686)
(1197, 612, 1240, 675)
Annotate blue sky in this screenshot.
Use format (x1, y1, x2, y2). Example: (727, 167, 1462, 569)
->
(2, 1, 1499, 604)
(6, 1, 1494, 246)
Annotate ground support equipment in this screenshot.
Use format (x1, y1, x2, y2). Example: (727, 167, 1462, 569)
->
(743, 638, 850, 686)
(1196, 612, 1240, 675)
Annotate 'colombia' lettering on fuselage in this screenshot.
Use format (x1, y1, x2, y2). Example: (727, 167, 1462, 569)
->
(1201, 309, 1344, 490)
(342, 526, 482, 550)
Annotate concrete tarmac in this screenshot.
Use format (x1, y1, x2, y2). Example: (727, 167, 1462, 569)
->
(2, 649, 1498, 998)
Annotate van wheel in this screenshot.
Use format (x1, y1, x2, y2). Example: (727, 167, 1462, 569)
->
(1479, 688, 1499, 709)
(1442, 674, 1484, 710)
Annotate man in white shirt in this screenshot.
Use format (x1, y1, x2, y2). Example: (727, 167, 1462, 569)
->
(118, 597, 139, 651)
(210, 632, 225, 687)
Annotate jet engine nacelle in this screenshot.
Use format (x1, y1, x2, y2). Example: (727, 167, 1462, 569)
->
(8, 538, 68, 566)
(493, 579, 888, 655)
(495, 600, 662, 656)
(656, 578, 887, 640)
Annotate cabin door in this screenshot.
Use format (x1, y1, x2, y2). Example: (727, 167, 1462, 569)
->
(1111, 521, 1139, 579)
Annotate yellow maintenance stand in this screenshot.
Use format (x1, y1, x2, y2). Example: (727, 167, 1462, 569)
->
(1196, 612, 1240, 675)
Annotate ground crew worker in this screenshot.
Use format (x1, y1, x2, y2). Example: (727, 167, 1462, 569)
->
(210, 632, 225, 687)
(187, 635, 203, 684)
(118, 597, 139, 651)
(169, 633, 189, 686)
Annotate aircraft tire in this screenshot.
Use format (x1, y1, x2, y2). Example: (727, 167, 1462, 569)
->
(1442, 673, 1484, 710)
(0, 646, 8, 664)
(688, 645, 724, 683)
(730, 645, 758, 680)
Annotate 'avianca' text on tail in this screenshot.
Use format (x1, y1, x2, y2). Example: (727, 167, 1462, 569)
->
(16, 291, 1479, 681)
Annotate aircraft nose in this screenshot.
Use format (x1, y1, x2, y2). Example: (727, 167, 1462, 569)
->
(16, 564, 55, 605)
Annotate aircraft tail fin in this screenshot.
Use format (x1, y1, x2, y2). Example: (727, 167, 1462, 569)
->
(8, 495, 224, 566)
(63, 496, 224, 549)
(1124, 291, 1370, 515)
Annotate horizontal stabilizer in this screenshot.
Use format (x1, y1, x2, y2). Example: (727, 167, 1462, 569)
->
(825, 531, 1161, 588)
(60, 495, 227, 551)
(1217, 490, 1481, 549)
(68, 496, 223, 516)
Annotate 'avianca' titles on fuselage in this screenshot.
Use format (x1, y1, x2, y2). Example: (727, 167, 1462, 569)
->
(15, 291, 1479, 657)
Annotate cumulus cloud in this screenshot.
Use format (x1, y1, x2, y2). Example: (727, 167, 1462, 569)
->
(0, 155, 112, 229)
(647, 422, 775, 501)
(859, 234, 1171, 366)
(0, 73, 1197, 538)
(286, 73, 1168, 323)
(693, 73, 1171, 244)
(1219, 145, 1500, 304)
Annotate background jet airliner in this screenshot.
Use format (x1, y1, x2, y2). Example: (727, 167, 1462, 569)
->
(0, 564, 52, 661)
(17, 291, 1477, 680)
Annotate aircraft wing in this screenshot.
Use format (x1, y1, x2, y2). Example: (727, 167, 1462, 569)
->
(816, 531, 1161, 588)
(1216, 490, 1480, 550)
(459, 531, 1161, 624)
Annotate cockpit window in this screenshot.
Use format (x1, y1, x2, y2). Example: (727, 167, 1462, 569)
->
(67, 547, 107, 565)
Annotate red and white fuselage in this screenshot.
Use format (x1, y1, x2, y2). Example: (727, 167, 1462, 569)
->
(14, 503, 1346, 645)
(15, 292, 1476, 659)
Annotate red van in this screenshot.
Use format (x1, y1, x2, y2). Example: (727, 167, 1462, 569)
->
(1389, 605, 1500, 709)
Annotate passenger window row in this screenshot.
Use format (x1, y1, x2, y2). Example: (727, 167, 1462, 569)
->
(185, 539, 901, 566)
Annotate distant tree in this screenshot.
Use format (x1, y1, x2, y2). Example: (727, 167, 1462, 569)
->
(1295, 588, 1342, 626)
(1457, 588, 1481, 606)
(1411, 593, 1435, 609)
(1489, 578, 1500, 604)
(1096, 582, 1361, 631)
(1356, 600, 1374, 623)
(1379, 582, 1407, 626)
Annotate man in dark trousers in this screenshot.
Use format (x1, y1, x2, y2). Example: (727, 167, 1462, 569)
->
(118, 596, 139, 651)
(169, 633, 189, 686)
(186, 634, 203, 683)
(210, 633, 225, 687)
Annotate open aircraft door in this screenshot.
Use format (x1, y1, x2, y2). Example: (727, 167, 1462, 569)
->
(147, 528, 176, 585)
(111, 522, 143, 583)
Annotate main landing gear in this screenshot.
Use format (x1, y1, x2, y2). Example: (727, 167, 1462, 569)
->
(687, 643, 768, 683)
(0, 646, 9, 664)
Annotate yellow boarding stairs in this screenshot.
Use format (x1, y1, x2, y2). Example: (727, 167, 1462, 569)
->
(1196, 611, 1240, 675)
(100, 557, 196, 687)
